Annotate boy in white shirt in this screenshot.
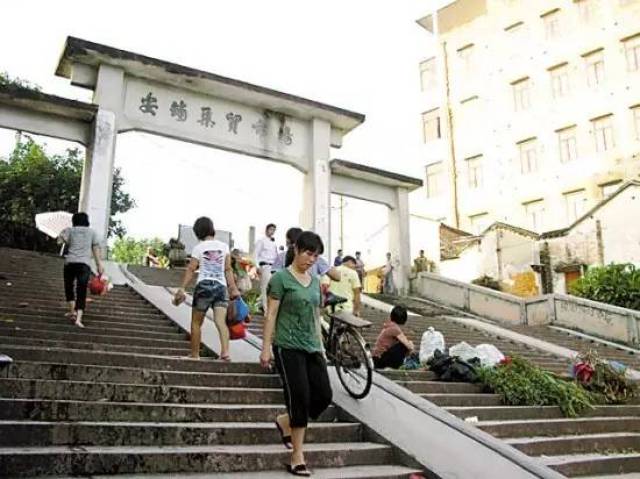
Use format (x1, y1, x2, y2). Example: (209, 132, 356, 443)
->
(174, 217, 240, 360)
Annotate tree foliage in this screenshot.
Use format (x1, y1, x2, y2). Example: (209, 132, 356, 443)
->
(0, 137, 135, 238)
(0, 71, 41, 91)
(112, 237, 166, 265)
(569, 263, 640, 311)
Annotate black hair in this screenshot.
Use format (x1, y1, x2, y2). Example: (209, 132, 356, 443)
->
(284, 227, 304, 267)
(294, 231, 324, 256)
(72, 212, 89, 227)
(266, 223, 276, 231)
(337, 249, 343, 254)
(193, 217, 216, 240)
(389, 305, 408, 325)
(342, 255, 356, 264)
(419, 249, 425, 254)
(355, 251, 361, 255)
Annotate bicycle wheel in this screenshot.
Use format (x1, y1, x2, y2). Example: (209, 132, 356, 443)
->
(335, 327, 373, 399)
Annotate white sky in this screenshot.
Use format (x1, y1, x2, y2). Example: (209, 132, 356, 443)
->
(0, 0, 439, 262)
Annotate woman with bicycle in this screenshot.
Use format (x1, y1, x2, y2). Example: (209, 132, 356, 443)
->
(260, 231, 331, 477)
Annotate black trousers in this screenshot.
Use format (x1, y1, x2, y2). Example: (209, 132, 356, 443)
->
(273, 345, 332, 428)
(63, 263, 91, 311)
(373, 342, 409, 369)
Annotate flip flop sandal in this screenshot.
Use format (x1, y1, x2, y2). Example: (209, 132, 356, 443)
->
(275, 419, 293, 449)
(65, 312, 77, 322)
(286, 464, 311, 477)
(220, 354, 231, 362)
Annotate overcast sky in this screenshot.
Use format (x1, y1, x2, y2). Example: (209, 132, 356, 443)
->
(0, 0, 439, 261)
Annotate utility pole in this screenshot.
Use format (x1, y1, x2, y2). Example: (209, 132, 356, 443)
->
(339, 195, 345, 251)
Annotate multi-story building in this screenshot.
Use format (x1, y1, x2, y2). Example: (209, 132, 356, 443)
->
(417, 0, 640, 235)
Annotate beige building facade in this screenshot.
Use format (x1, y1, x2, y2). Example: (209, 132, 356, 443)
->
(417, 0, 640, 235)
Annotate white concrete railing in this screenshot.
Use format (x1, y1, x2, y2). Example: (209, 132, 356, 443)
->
(411, 272, 640, 345)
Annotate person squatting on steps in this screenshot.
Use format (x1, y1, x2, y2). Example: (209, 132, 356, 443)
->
(260, 231, 333, 477)
(372, 305, 414, 369)
(57, 212, 104, 329)
(174, 217, 240, 360)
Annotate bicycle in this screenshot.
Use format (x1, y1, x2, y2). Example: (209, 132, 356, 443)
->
(321, 294, 374, 399)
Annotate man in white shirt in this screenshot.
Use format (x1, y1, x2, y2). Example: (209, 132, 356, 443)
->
(254, 223, 278, 312)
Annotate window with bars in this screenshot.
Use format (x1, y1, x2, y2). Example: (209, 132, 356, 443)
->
(523, 200, 545, 231)
(623, 34, 640, 72)
(557, 126, 578, 163)
(564, 190, 588, 223)
(457, 44, 475, 74)
(426, 162, 444, 198)
(591, 115, 615, 152)
(518, 138, 538, 174)
(633, 105, 640, 140)
(600, 181, 622, 198)
(512, 78, 531, 111)
(549, 63, 570, 99)
(422, 108, 441, 143)
(574, 0, 596, 23)
(542, 10, 562, 40)
(469, 212, 490, 235)
(420, 58, 438, 91)
(584, 49, 605, 88)
(466, 155, 483, 189)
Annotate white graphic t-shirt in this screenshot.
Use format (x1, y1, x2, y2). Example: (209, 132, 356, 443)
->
(191, 239, 229, 286)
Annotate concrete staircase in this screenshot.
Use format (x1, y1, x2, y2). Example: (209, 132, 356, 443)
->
(370, 295, 640, 477)
(0, 248, 419, 478)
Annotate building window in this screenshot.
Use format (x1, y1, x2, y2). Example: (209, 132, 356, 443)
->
(564, 189, 588, 223)
(549, 63, 570, 99)
(600, 181, 622, 198)
(557, 126, 578, 163)
(623, 34, 640, 72)
(523, 200, 545, 231)
(457, 44, 475, 73)
(591, 115, 615, 152)
(633, 105, 640, 139)
(420, 58, 438, 91)
(469, 212, 490, 235)
(505, 21, 525, 40)
(575, 0, 596, 23)
(542, 9, 562, 40)
(584, 49, 605, 88)
(466, 155, 483, 189)
(426, 162, 444, 198)
(518, 138, 538, 174)
(422, 108, 441, 143)
(512, 77, 531, 111)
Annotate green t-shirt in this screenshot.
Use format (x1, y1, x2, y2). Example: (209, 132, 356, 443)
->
(268, 269, 322, 353)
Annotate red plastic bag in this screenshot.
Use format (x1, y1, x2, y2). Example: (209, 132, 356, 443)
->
(229, 321, 246, 340)
(89, 275, 106, 295)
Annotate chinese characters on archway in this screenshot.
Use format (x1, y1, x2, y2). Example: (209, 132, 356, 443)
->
(138, 92, 293, 145)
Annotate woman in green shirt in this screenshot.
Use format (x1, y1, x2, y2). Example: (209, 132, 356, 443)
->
(260, 231, 331, 477)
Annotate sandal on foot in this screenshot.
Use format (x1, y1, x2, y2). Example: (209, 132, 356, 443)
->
(65, 312, 77, 322)
(74, 319, 85, 328)
(286, 464, 311, 477)
(275, 419, 293, 449)
(219, 354, 231, 362)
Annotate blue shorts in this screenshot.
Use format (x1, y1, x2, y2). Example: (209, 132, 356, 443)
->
(193, 280, 228, 312)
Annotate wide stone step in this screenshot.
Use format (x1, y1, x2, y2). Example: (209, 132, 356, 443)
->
(478, 417, 640, 438)
(0, 345, 262, 373)
(1, 336, 191, 356)
(507, 432, 640, 456)
(0, 312, 178, 332)
(0, 305, 165, 322)
(0, 319, 184, 340)
(447, 405, 640, 422)
(395, 380, 483, 394)
(1, 297, 161, 315)
(422, 393, 503, 407)
(543, 452, 640, 477)
(0, 398, 339, 423)
(0, 420, 361, 447)
(6, 361, 281, 388)
(0, 442, 393, 476)
(46, 464, 422, 478)
(379, 370, 438, 381)
(0, 378, 283, 404)
(0, 326, 189, 349)
(0, 288, 149, 307)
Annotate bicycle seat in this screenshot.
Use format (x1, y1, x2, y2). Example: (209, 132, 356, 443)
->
(324, 292, 348, 308)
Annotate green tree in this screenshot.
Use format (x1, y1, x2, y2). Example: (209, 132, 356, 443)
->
(0, 137, 135, 237)
(570, 263, 640, 311)
(112, 237, 166, 265)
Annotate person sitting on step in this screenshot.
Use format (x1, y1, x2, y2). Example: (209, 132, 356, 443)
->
(371, 305, 414, 369)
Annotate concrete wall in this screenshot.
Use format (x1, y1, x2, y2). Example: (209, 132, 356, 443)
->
(411, 271, 640, 344)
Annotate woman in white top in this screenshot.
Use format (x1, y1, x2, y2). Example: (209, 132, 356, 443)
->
(174, 217, 240, 360)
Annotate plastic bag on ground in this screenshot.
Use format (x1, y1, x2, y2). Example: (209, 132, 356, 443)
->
(448, 341, 477, 362)
(419, 327, 445, 364)
(474, 344, 505, 367)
